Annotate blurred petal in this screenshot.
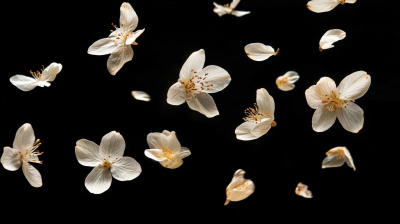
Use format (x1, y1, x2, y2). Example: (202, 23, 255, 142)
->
(75, 139, 101, 167)
(231, 10, 250, 17)
(22, 161, 42, 187)
(107, 45, 133, 75)
(197, 65, 231, 93)
(13, 123, 35, 152)
(167, 82, 186, 105)
(278, 83, 295, 91)
(337, 71, 371, 100)
(186, 92, 219, 118)
(312, 108, 336, 132)
(99, 131, 125, 160)
(88, 38, 118, 55)
(10, 75, 38, 92)
(235, 122, 258, 140)
(213, 7, 227, 17)
(179, 147, 191, 159)
(307, 0, 339, 13)
(1, 147, 22, 171)
(111, 157, 141, 181)
(132, 91, 150, 101)
(245, 43, 276, 61)
(336, 102, 363, 133)
(120, 2, 138, 32)
(85, 166, 112, 194)
(230, 0, 241, 9)
(179, 49, 205, 82)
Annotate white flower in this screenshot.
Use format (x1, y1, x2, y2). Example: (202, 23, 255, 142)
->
(276, 71, 299, 91)
(10, 63, 62, 92)
(132, 91, 150, 102)
(319, 29, 346, 52)
(213, 0, 250, 17)
(322, 146, 355, 170)
(225, 169, 255, 205)
(166, 49, 231, 118)
(235, 88, 276, 140)
(75, 131, 141, 194)
(88, 2, 144, 75)
(295, 182, 312, 198)
(144, 130, 191, 169)
(307, 0, 357, 13)
(1, 123, 43, 187)
(245, 43, 279, 61)
(305, 71, 371, 133)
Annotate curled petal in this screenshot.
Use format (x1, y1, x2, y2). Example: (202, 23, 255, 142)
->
(107, 45, 133, 75)
(120, 2, 138, 33)
(245, 43, 277, 61)
(198, 65, 231, 93)
(22, 161, 42, 187)
(110, 157, 141, 181)
(312, 108, 336, 132)
(75, 139, 101, 167)
(319, 29, 346, 50)
(10, 75, 38, 92)
(99, 131, 125, 160)
(226, 169, 255, 203)
(186, 92, 219, 118)
(336, 102, 363, 133)
(144, 149, 166, 161)
(179, 49, 205, 82)
(235, 122, 258, 141)
(88, 38, 118, 55)
(1, 147, 22, 171)
(251, 118, 272, 137)
(231, 10, 250, 17)
(322, 147, 348, 169)
(160, 157, 183, 169)
(307, 0, 339, 13)
(295, 182, 312, 198)
(337, 71, 370, 100)
(343, 148, 356, 171)
(179, 147, 191, 159)
(85, 166, 112, 194)
(126, 29, 145, 45)
(42, 62, 62, 82)
(167, 82, 186, 105)
(256, 88, 275, 119)
(305, 85, 323, 108)
(13, 123, 35, 152)
(132, 91, 150, 102)
(278, 83, 295, 91)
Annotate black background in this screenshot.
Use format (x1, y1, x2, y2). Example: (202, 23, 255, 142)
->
(1, 0, 398, 223)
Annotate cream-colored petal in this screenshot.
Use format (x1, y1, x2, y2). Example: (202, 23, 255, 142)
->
(107, 45, 133, 75)
(110, 157, 141, 181)
(346, 0, 357, 3)
(213, 7, 227, 17)
(312, 108, 336, 132)
(179, 147, 191, 159)
(307, 0, 339, 13)
(125, 29, 145, 45)
(343, 148, 356, 171)
(13, 123, 35, 152)
(251, 118, 272, 137)
(147, 132, 163, 149)
(132, 91, 150, 102)
(336, 102, 363, 133)
(322, 147, 347, 169)
(305, 85, 324, 108)
(1, 147, 22, 171)
(75, 139, 101, 167)
(197, 65, 231, 93)
(256, 88, 274, 119)
(99, 131, 125, 160)
(163, 131, 181, 153)
(226, 169, 255, 204)
(85, 166, 112, 194)
(235, 122, 258, 140)
(230, 0, 241, 9)
(231, 10, 250, 17)
(186, 92, 219, 118)
(337, 71, 370, 100)
(144, 149, 167, 161)
(167, 82, 186, 105)
(160, 157, 183, 169)
(10, 75, 38, 92)
(278, 83, 295, 91)
(319, 29, 346, 50)
(42, 62, 62, 82)
(22, 161, 42, 187)
(315, 77, 337, 97)
(295, 182, 312, 198)
(88, 38, 118, 55)
(245, 43, 277, 61)
(179, 49, 205, 82)
(120, 2, 138, 33)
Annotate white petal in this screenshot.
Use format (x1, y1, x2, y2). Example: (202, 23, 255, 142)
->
(41, 62, 62, 82)
(88, 38, 118, 55)
(10, 75, 38, 92)
(75, 139, 101, 167)
(226, 169, 255, 203)
(315, 77, 337, 97)
(284, 71, 299, 83)
(22, 161, 42, 187)
(312, 108, 336, 132)
(186, 92, 219, 118)
(245, 43, 277, 61)
(179, 147, 191, 159)
(278, 83, 295, 91)
(107, 45, 133, 75)
(13, 123, 35, 152)
(337, 71, 371, 100)
(305, 85, 323, 108)
(307, 0, 339, 13)
(1, 147, 22, 171)
(126, 29, 145, 45)
(120, 2, 138, 33)
(144, 149, 167, 161)
(147, 132, 163, 149)
(163, 131, 181, 153)
(111, 157, 141, 181)
(343, 148, 356, 171)
(160, 157, 183, 169)
(99, 131, 125, 160)
(235, 122, 258, 141)
(322, 147, 347, 169)
(179, 49, 205, 82)
(85, 166, 112, 194)
(167, 82, 186, 105)
(132, 90, 150, 101)
(256, 88, 275, 120)
(197, 65, 231, 93)
(319, 29, 346, 50)
(213, 7, 227, 16)
(346, 0, 357, 3)
(251, 118, 272, 137)
(295, 182, 312, 198)
(336, 102, 363, 133)
(231, 10, 250, 17)
(230, 0, 241, 9)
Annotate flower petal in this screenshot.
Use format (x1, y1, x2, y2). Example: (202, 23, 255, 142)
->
(160, 157, 183, 169)
(186, 92, 219, 118)
(245, 43, 276, 61)
(319, 29, 346, 50)
(235, 122, 258, 141)
(322, 147, 346, 169)
(307, 0, 339, 13)
(305, 85, 323, 108)
(278, 83, 295, 91)
(230, 0, 241, 9)
(111, 157, 141, 181)
(10, 75, 38, 92)
(1, 147, 22, 171)
(315, 77, 337, 97)
(179, 49, 205, 82)
(256, 88, 275, 120)
(295, 182, 312, 198)
(213, 7, 227, 17)
(167, 82, 186, 105)
(312, 108, 336, 132)
(107, 45, 133, 75)
(132, 90, 150, 101)
(163, 131, 181, 153)
(144, 149, 167, 161)
(75, 139, 101, 167)
(226, 169, 255, 203)
(13, 123, 35, 152)
(337, 71, 371, 100)
(179, 147, 191, 159)
(99, 131, 125, 160)
(197, 65, 231, 93)
(147, 132, 163, 149)
(336, 102, 363, 133)
(88, 38, 118, 55)
(120, 2, 138, 33)
(251, 118, 272, 137)
(42, 62, 62, 82)
(22, 161, 42, 187)
(343, 148, 356, 171)
(126, 29, 145, 45)
(284, 71, 299, 83)
(85, 166, 112, 194)
(231, 10, 250, 17)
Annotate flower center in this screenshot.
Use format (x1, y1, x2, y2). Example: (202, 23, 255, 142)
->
(243, 103, 271, 124)
(276, 76, 292, 87)
(19, 139, 43, 164)
(179, 71, 213, 98)
(102, 160, 112, 168)
(223, 4, 234, 13)
(162, 146, 175, 160)
(321, 91, 351, 112)
(30, 66, 45, 81)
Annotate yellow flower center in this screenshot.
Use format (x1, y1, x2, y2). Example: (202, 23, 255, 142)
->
(321, 91, 351, 112)
(179, 71, 212, 98)
(30, 66, 45, 81)
(243, 103, 276, 126)
(162, 146, 175, 160)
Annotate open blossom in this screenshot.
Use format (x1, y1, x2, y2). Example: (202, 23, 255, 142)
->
(245, 43, 279, 61)
(132, 91, 150, 102)
(307, 0, 357, 13)
(319, 29, 346, 52)
(305, 71, 371, 133)
(295, 182, 312, 198)
(213, 0, 250, 17)
(88, 2, 144, 75)
(75, 131, 141, 194)
(144, 130, 191, 169)
(235, 88, 276, 140)
(225, 169, 255, 205)
(276, 71, 299, 91)
(322, 147, 355, 170)
(1, 123, 43, 187)
(167, 49, 231, 118)
(10, 63, 62, 92)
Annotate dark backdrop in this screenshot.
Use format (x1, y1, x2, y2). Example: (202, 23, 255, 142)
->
(1, 0, 398, 223)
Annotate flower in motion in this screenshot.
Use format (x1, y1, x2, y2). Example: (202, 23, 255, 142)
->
(276, 71, 299, 91)
(305, 71, 370, 133)
(235, 88, 276, 140)
(307, 0, 357, 13)
(322, 146, 355, 170)
(225, 169, 255, 205)
(132, 91, 150, 101)
(75, 131, 141, 194)
(88, 2, 145, 75)
(319, 29, 346, 52)
(213, 0, 250, 17)
(1, 123, 43, 187)
(10, 62, 62, 92)
(144, 130, 191, 169)
(245, 43, 279, 61)
(167, 49, 231, 118)
(295, 182, 312, 198)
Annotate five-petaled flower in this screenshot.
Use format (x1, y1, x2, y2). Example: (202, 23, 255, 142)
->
(1, 123, 43, 187)
(322, 146, 355, 170)
(225, 169, 255, 205)
(213, 0, 250, 17)
(307, 0, 357, 13)
(305, 71, 371, 133)
(88, 2, 145, 75)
